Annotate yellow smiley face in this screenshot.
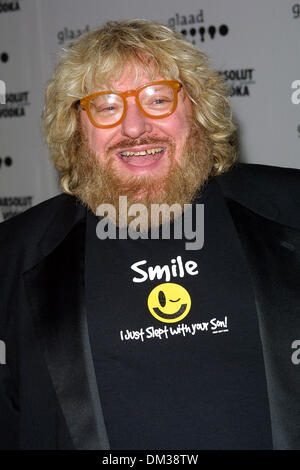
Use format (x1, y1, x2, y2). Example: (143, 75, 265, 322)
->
(147, 283, 191, 323)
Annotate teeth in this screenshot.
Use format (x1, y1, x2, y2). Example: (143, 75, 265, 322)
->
(120, 148, 163, 157)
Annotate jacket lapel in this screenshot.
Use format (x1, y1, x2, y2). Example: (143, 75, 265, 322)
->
(227, 199, 300, 449)
(23, 206, 110, 450)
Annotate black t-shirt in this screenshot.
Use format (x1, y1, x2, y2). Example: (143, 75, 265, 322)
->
(85, 179, 272, 450)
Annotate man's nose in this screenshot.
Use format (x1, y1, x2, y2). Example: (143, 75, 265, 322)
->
(120, 98, 153, 139)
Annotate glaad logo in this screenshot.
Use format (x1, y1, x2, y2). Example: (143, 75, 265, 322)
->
(0, 79, 6, 103)
(0, 1, 20, 13)
(220, 68, 255, 97)
(57, 24, 90, 45)
(291, 340, 300, 365)
(168, 9, 204, 28)
(291, 80, 300, 104)
(167, 9, 229, 45)
(0, 340, 5, 365)
(95, 196, 204, 251)
(292, 4, 300, 18)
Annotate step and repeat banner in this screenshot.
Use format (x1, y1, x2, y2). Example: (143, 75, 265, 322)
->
(0, 0, 299, 221)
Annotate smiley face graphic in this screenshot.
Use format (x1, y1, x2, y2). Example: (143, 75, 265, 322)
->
(147, 283, 191, 323)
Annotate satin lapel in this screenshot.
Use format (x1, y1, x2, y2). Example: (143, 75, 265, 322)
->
(23, 219, 110, 450)
(227, 200, 300, 449)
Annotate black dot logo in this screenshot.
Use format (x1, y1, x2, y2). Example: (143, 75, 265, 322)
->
(199, 26, 205, 42)
(208, 25, 216, 39)
(297, 124, 300, 136)
(181, 24, 229, 43)
(5, 156, 12, 166)
(0, 156, 13, 169)
(219, 24, 229, 36)
(1, 52, 9, 63)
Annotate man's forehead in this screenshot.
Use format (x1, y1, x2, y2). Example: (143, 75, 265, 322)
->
(92, 62, 169, 93)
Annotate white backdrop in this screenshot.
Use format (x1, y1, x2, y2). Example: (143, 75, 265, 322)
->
(0, 0, 299, 221)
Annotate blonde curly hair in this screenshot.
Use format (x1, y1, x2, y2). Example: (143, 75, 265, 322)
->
(43, 19, 238, 194)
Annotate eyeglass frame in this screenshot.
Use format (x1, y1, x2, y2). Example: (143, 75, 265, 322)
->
(79, 80, 182, 129)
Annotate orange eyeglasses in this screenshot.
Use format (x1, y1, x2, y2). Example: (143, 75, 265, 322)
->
(79, 80, 182, 128)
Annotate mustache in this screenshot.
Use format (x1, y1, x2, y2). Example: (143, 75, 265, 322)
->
(107, 137, 173, 153)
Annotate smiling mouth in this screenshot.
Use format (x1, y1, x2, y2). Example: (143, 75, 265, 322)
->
(153, 304, 187, 319)
(118, 147, 165, 167)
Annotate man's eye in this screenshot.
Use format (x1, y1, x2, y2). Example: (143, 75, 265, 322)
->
(93, 105, 117, 113)
(142, 97, 172, 109)
(152, 98, 171, 105)
(103, 106, 116, 112)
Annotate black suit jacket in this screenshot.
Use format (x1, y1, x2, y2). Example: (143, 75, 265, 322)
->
(0, 163, 300, 450)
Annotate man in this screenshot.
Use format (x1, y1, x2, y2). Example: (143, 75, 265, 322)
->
(0, 19, 299, 450)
